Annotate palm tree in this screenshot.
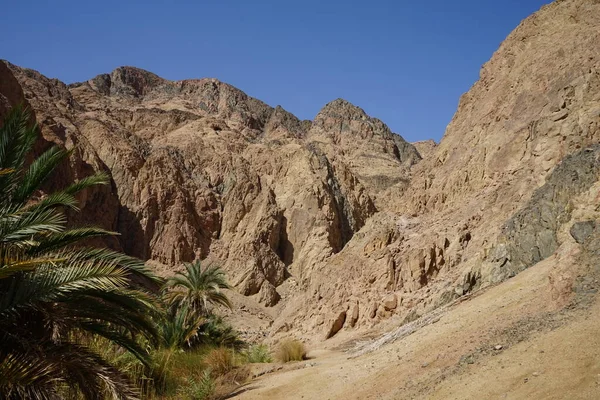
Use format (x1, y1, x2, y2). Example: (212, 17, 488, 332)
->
(164, 261, 232, 317)
(158, 303, 205, 350)
(198, 314, 245, 350)
(0, 107, 161, 400)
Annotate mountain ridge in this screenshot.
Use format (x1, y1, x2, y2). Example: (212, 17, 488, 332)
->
(1, 0, 599, 347)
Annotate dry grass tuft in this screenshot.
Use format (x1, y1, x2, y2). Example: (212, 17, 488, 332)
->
(203, 347, 236, 377)
(275, 339, 306, 363)
(213, 366, 252, 398)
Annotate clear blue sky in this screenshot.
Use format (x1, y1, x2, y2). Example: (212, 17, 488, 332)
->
(1, 0, 550, 142)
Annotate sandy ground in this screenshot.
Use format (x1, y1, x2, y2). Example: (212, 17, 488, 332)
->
(233, 244, 600, 399)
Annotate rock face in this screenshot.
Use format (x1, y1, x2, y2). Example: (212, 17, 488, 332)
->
(1, 0, 599, 341)
(263, 0, 600, 339)
(0, 60, 416, 313)
(411, 140, 437, 159)
(571, 221, 597, 245)
(399, 0, 600, 216)
(325, 311, 347, 339)
(487, 145, 600, 282)
(0, 61, 26, 116)
(383, 294, 398, 311)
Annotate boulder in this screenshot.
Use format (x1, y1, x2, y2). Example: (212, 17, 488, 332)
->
(383, 294, 398, 311)
(258, 281, 281, 307)
(325, 311, 347, 339)
(348, 303, 360, 328)
(570, 221, 597, 245)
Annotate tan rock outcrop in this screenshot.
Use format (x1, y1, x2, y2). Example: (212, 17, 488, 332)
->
(325, 311, 347, 339)
(250, 0, 600, 339)
(348, 302, 360, 328)
(1, 0, 599, 341)
(411, 139, 437, 159)
(383, 294, 397, 311)
(1, 61, 416, 311)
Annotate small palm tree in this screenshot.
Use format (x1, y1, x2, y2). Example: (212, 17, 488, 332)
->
(164, 261, 232, 317)
(198, 314, 245, 350)
(159, 304, 205, 350)
(0, 107, 161, 399)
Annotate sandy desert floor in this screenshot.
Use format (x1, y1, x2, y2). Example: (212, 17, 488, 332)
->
(234, 243, 600, 399)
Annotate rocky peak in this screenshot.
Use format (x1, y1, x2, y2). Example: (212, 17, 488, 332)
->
(315, 98, 370, 121)
(312, 98, 419, 163)
(313, 98, 393, 139)
(309, 98, 421, 192)
(86, 66, 166, 98)
(2, 56, 421, 330)
(264, 105, 309, 139)
(177, 78, 274, 127)
(396, 0, 600, 216)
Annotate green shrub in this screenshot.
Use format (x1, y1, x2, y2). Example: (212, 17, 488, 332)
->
(179, 369, 215, 400)
(275, 339, 306, 363)
(243, 344, 273, 363)
(199, 315, 245, 350)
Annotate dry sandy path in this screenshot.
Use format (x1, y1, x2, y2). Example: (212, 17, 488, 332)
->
(235, 249, 600, 399)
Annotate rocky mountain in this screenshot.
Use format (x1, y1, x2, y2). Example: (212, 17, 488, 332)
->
(1, 0, 599, 344)
(0, 59, 419, 319)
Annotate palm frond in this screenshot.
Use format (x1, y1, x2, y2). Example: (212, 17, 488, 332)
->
(0, 107, 38, 205)
(159, 304, 204, 350)
(0, 351, 62, 400)
(28, 227, 115, 255)
(0, 257, 66, 279)
(25, 191, 80, 213)
(64, 172, 110, 196)
(64, 248, 161, 285)
(0, 207, 66, 245)
(12, 146, 71, 205)
(77, 321, 153, 366)
(0, 106, 36, 171)
(164, 261, 232, 316)
(0, 107, 161, 398)
(0, 262, 129, 311)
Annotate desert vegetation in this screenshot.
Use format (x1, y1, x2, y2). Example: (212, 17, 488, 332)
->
(242, 344, 273, 364)
(0, 108, 286, 399)
(275, 340, 307, 363)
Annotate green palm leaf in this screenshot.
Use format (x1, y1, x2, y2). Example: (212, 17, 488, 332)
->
(12, 146, 71, 205)
(0, 107, 160, 399)
(165, 261, 232, 316)
(64, 172, 110, 195)
(28, 227, 116, 254)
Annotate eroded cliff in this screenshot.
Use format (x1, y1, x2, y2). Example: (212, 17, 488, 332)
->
(1, 0, 599, 343)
